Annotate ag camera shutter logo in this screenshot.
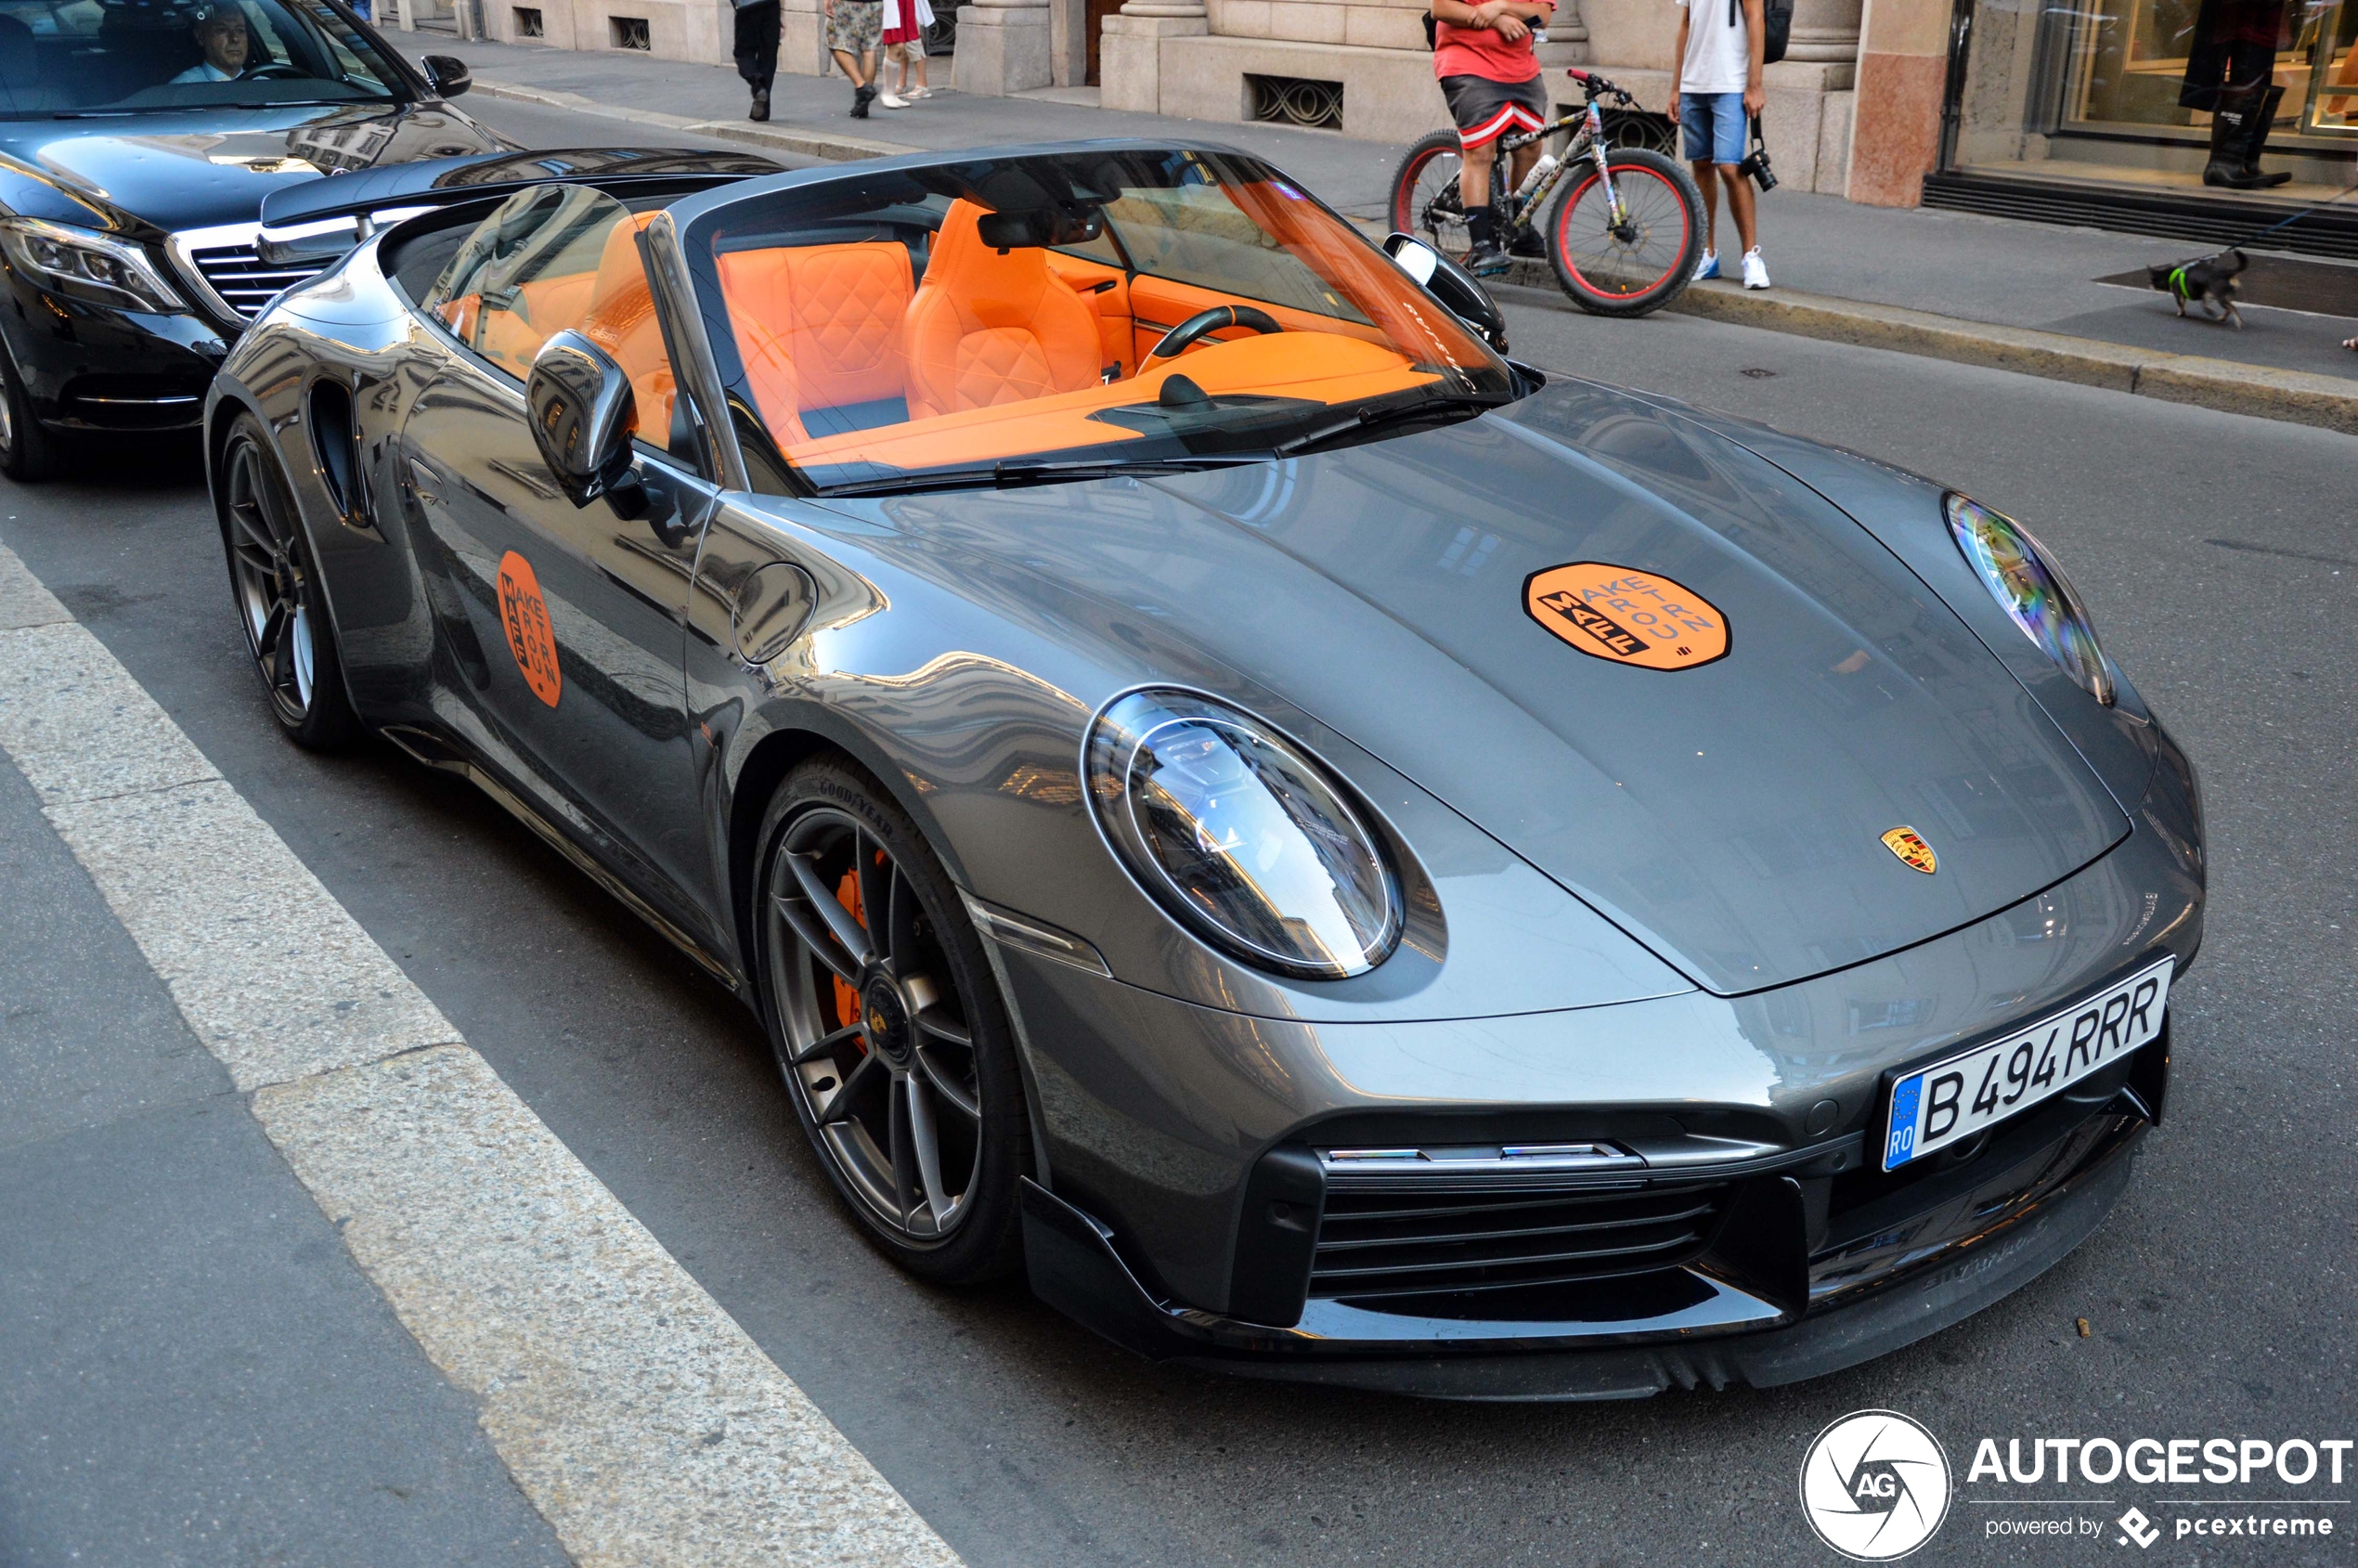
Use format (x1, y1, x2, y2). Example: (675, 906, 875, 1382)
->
(1799, 1410, 1952, 1561)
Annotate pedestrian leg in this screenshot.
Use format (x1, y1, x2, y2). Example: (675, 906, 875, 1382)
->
(1691, 159, 1720, 256)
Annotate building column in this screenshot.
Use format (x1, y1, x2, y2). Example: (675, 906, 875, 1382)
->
(1099, 0, 1207, 113)
(955, 0, 1056, 95)
(1782, 0, 1860, 65)
(1847, 0, 1950, 203)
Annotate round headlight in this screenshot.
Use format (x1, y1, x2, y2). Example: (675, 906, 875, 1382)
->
(1945, 493, 2114, 706)
(1085, 690, 1403, 979)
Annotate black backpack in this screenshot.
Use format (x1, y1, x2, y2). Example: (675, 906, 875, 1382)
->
(1730, 0, 1792, 64)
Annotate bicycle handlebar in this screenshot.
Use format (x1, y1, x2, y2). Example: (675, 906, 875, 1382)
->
(1563, 66, 1641, 107)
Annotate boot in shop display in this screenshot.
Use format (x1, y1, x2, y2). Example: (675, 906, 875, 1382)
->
(2180, 0, 2292, 188)
(2235, 83, 2293, 186)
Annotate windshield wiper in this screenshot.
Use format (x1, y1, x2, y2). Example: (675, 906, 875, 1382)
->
(1273, 392, 1508, 458)
(820, 453, 1273, 498)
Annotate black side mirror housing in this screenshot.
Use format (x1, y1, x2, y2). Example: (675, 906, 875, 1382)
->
(420, 53, 473, 97)
(1382, 232, 1510, 355)
(527, 330, 637, 509)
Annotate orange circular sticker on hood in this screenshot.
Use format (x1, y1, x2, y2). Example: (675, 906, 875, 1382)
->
(497, 550, 563, 708)
(1523, 562, 1729, 671)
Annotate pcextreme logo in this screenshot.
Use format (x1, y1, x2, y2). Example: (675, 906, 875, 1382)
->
(1800, 1410, 1953, 1561)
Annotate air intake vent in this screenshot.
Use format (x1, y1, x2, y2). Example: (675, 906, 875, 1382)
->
(1309, 1181, 1729, 1302)
(177, 232, 325, 321)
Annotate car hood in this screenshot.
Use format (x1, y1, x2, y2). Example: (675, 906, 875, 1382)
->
(861, 378, 2131, 996)
(0, 102, 505, 236)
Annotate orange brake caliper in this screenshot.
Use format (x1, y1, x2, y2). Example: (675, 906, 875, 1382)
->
(831, 865, 865, 1035)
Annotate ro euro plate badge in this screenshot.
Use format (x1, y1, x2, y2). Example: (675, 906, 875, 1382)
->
(1523, 564, 1729, 671)
(1881, 957, 2172, 1171)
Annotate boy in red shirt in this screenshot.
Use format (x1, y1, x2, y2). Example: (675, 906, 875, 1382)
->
(1432, 0, 1556, 276)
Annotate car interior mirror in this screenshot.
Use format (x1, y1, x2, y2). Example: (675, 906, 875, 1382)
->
(420, 54, 473, 97)
(976, 204, 1105, 252)
(527, 330, 638, 511)
(1382, 232, 1510, 355)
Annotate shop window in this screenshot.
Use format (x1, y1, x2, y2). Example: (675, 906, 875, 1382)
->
(513, 5, 542, 34)
(1951, 0, 2354, 195)
(1248, 74, 1343, 131)
(610, 14, 649, 48)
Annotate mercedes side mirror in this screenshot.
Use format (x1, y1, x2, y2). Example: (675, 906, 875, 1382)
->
(527, 330, 639, 510)
(1383, 232, 1510, 355)
(420, 54, 473, 97)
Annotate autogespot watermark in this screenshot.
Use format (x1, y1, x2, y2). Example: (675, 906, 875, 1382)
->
(1800, 1417, 2351, 1556)
(1800, 1411, 1953, 1561)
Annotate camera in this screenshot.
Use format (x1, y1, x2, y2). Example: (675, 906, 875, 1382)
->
(1738, 115, 1778, 191)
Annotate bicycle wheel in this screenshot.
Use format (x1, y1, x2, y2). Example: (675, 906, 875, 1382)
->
(1545, 148, 1704, 317)
(1390, 129, 1474, 264)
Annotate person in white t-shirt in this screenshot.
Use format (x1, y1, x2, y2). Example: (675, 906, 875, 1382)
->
(1669, 0, 1768, 288)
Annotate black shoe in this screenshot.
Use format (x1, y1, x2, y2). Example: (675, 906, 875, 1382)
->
(849, 82, 875, 118)
(1462, 240, 1509, 278)
(1508, 227, 1547, 258)
(749, 86, 770, 122)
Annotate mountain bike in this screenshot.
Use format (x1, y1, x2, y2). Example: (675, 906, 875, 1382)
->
(1389, 69, 1704, 318)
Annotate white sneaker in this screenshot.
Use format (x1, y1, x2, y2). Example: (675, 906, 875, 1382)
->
(1742, 247, 1770, 290)
(878, 91, 908, 109)
(903, 84, 932, 99)
(1692, 249, 1719, 281)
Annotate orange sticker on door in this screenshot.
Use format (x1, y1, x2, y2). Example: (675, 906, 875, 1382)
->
(1523, 563, 1729, 671)
(496, 551, 563, 707)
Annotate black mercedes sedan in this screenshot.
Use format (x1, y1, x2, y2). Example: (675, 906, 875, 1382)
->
(0, 0, 507, 478)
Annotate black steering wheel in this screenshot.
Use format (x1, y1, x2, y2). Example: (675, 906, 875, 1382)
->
(240, 62, 309, 78)
(1145, 305, 1282, 364)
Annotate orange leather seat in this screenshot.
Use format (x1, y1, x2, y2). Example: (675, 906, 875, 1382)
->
(902, 200, 1101, 421)
(718, 241, 913, 419)
(729, 315, 810, 447)
(579, 211, 677, 440)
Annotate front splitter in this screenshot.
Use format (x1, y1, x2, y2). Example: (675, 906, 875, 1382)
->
(1021, 1122, 2142, 1401)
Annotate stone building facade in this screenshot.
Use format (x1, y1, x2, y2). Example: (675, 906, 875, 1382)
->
(424, 0, 1966, 207)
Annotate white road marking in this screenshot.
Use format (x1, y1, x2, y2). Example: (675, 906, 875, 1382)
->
(0, 541, 961, 1568)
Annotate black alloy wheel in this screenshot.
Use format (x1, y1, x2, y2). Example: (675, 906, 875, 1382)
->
(0, 336, 62, 483)
(755, 759, 1030, 1282)
(217, 412, 359, 750)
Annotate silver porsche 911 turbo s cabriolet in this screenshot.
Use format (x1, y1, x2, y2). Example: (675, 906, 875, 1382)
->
(204, 140, 2203, 1400)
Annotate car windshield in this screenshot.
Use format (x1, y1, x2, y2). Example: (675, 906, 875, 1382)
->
(0, 0, 403, 116)
(688, 149, 1519, 495)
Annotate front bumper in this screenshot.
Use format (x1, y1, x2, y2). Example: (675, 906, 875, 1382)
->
(1023, 1055, 2158, 1398)
(2, 275, 230, 434)
(994, 710, 2201, 1393)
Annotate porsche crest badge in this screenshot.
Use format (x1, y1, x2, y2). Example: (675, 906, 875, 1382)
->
(1881, 827, 1937, 875)
(1523, 564, 1729, 671)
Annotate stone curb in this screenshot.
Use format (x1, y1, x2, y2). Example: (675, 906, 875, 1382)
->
(473, 74, 2357, 438)
(469, 77, 919, 163)
(1663, 281, 2358, 436)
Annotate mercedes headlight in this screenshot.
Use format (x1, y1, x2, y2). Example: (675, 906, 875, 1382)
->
(1945, 493, 2113, 706)
(0, 218, 188, 315)
(1085, 689, 1403, 979)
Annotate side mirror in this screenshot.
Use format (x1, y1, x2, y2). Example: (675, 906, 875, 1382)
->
(420, 53, 473, 97)
(1383, 232, 1510, 355)
(527, 330, 637, 509)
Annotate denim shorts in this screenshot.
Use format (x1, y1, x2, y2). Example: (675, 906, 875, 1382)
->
(1681, 90, 1747, 165)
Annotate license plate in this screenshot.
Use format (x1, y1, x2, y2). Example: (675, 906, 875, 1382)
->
(1882, 958, 2172, 1172)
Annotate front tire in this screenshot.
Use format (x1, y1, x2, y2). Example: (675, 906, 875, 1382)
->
(216, 412, 360, 751)
(1545, 148, 1705, 317)
(753, 758, 1031, 1284)
(0, 337, 63, 483)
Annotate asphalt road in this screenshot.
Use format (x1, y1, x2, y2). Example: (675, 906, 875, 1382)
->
(5, 99, 2354, 1568)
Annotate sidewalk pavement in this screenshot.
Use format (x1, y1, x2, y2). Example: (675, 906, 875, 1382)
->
(426, 35, 2357, 429)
